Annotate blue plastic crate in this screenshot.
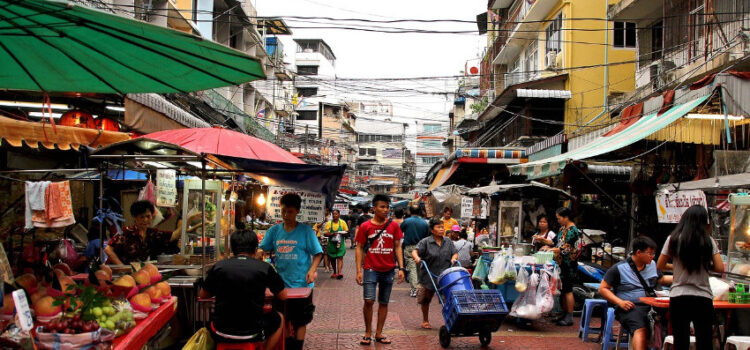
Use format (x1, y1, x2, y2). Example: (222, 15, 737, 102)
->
(442, 289, 509, 333)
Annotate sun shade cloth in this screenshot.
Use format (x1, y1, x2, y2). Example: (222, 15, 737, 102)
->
(0, 0, 265, 94)
(466, 181, 573, 199)
(141, 128, 304, 164)
(510, 94, 710, 179)
(427, 162, 460, 191)
(0, 115, 130, 150)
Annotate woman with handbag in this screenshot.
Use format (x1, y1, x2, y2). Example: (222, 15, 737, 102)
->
(657, 205, 723, 350)
(541, 207, 580, 326)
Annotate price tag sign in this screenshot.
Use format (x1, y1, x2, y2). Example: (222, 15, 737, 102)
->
(12, 289, 33, 331)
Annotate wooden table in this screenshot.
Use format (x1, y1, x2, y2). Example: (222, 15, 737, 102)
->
(639, 297, 750, 348)
(113, 297, 178, 350)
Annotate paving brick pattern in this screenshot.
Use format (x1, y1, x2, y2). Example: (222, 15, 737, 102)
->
(303, 248, 601, 349)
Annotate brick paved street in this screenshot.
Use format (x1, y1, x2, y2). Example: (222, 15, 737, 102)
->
(304, 248, 602, 350)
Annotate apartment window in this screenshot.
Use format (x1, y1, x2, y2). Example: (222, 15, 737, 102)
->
(421, 140, 441, 148)
(359, 148, 376, 156)
(297, 87, 318, 97)
(651, 21, 663, 60)
(545, 14, 562, 53)
(423, 124, 442, 132)
(613, 22, 636, 48)
(524, 41, 538, 80)
(297, 111, 317, 120)
(689, 0, 705, 59)
(296, 65, 318, 76)
(421, 157, 440, 164)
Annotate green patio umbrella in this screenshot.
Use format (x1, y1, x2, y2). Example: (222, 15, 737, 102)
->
(0, 0, 265, 94)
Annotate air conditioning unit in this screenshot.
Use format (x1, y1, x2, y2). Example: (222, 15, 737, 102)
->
(545, 51, 557, 69)
(649, 60, 677, 89)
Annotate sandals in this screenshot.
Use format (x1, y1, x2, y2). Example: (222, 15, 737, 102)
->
(421, 322, 432, 329)
(375, 336, 391, 344)
(360, 336, 372, 345)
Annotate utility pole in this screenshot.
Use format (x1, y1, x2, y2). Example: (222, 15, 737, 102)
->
(304, 124, 309, 156)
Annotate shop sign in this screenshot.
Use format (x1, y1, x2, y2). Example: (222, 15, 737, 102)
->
(156, 169, 176, 207)
(461, 196, 473, 219)
(266, 186, 325, 223)
(655, 190, 708, 223)
(333, 202, 350, 216)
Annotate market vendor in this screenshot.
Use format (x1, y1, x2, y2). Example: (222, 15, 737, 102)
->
(324, 209, 348, 279)
(531, 215, 556, 251)
(104, 200, 198, 265)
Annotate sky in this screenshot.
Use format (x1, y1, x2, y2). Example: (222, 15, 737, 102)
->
(254, 0, 488, 141)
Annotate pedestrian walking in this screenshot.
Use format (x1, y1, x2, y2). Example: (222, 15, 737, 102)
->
(355, 194, 405, 345)
(348, 207, 361, 249)
(354, 207, 373, 249)
(324, 209, 348, 279)
(259, 193, 323, 350)
(401, 204, 429, 297)
(657, 205, 723, 350)
(441, 206, 459, 235)
(412, 217, 458, 329)
(453, 229, 474, 269)
(541, 207, 580, 326)
(393, 207, 405, 225)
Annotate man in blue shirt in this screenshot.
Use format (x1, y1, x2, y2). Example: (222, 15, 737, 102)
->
(259, 193, 323, 350)
(400, 204, 429, 297)
(599, 236, 672, 350)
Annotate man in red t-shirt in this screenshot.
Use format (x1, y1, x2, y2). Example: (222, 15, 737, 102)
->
(355, 194, 405, 345)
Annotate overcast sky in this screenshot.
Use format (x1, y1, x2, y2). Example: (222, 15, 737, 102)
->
(254, 0, 487, 135)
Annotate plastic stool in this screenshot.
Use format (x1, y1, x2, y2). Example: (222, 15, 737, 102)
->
(578, 299, 608, 342)
(726, 336, 750, 350)
(602, 307, 630, 350)
(662, 335, 696, 350)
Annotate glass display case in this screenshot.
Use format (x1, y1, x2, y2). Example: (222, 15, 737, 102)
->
(498, 201, 522, 245)
(181, 178, 223, 260)
(727, 193, 750, 276)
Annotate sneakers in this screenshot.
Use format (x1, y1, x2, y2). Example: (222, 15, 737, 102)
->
(555, 313, 574, 326)
(409, 288, 417, 297)
(336, 274, 344, 280)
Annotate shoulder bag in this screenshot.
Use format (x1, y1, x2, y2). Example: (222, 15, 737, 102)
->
(627, 258, 663, 348)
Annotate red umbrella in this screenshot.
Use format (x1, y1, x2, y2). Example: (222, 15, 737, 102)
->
(141, 127, 303, 164)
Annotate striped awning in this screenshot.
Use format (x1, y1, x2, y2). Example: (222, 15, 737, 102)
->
(0, 116, 131, 150)
(510, 94, 710, 179)
(456, 148, 528, 164)
(427, 162, 460, 191)
(516, 89, 571, 99)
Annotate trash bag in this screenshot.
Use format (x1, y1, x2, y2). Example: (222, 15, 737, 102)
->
(515, 265, 528, 293)
(182, 327, 214, 350)
(537, 272, 554, 313)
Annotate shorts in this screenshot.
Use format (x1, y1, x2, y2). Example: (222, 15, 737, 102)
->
(560, 264, 576, 294)
(417, 286, 435, 305)
(615, 304, 651, 332)
(274, 290, 315, 328)
(210, 311, 281, 343)
(363, 269, 395, 304)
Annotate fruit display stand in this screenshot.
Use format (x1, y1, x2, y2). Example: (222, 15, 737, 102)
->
(112, 296, 177, 350)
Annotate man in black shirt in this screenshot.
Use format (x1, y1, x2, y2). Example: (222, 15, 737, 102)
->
(354, 206, 372, 249)
(348, 208, 361, 249)
(200, 230, 287, 348)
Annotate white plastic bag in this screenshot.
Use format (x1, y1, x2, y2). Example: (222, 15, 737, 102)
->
(549, 265, 561, 296)
(504, 256, 517, 282)
(710, 277, 730, 301)
(537, 272, 554, 313)
(509, 271, 542, 320)
(515, 265, 528, 292)
(488, 254, 507, 285)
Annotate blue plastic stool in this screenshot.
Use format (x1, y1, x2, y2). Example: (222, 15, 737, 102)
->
(601, 307, 630, 350)
(578, 299, 608, 342)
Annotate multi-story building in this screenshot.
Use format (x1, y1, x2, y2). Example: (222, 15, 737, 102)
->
(355, 117, 409, 194)
(474, 0, 636, 152)
(292, 39, 339, 135)
(415, 121, 449, 181)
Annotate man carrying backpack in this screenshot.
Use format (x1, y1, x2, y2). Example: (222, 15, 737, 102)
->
(355, 194, 405, 346)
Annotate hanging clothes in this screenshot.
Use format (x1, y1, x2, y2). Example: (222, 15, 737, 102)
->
(25, 181, 50, 229)
(31, 181, 75, 228)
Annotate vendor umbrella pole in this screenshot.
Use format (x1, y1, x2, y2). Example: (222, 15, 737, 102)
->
(99, 166, 105, 263)
(201, 157, 206, 280)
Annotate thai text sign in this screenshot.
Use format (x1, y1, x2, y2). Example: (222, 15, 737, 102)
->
(333, 202, 350, 216)
(156, 169, 176, 207)
(461, 196, 473, 219)
(655, 190, 708, 223)
(266, 186, 325, 223)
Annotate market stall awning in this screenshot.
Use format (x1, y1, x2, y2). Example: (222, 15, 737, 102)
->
(427, 162, 460, 191)
(510, 94, 710, 179)
(0, 116, 131, 150)
(0, 0, 265, 94)
(456, 148, 528, 164)
(466, 181, 574, 199)
(657, 172, 750, 191)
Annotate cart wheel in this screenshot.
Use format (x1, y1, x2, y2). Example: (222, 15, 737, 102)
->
(479, 331, 491, 347)
(439, 326, 451, 348)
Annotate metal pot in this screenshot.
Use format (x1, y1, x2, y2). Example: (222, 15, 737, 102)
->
(157, 254, 173, 264)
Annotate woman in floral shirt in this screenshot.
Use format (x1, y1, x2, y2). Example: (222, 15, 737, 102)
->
(105, 200, 196, 264)
(542, 207, 580, 326)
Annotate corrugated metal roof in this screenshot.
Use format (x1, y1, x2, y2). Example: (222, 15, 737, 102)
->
(516, 89, 572, 99)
